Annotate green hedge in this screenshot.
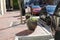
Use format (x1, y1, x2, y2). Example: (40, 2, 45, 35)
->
(13, 0, 19, 9)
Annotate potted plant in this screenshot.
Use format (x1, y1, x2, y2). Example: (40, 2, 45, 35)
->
(27, 17, 38, 31)
(25, 13, 31, 19)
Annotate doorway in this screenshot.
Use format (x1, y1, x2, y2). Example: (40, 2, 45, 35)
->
(6, 0, 19, 11)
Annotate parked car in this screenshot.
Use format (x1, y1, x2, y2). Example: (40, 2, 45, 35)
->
(31, 5, 42, 15)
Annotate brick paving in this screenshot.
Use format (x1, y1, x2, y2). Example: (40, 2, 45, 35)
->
(0, 11, 28, 40)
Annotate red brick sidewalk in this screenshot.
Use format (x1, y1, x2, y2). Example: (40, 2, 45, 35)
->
(0, 11, 27, 40)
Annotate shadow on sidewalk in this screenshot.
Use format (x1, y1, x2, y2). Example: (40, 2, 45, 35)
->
(16, 30, 34, 36)
(0, 23, 26, 31)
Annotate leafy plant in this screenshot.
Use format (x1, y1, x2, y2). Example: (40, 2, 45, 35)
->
(25, 13, 31, 16)
(25, 13, 31, 19)
(28, 17, 38, 22)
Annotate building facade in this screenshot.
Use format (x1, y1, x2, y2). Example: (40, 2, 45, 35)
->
(0, 0, 23, 15)
(0, 0, 58, 15)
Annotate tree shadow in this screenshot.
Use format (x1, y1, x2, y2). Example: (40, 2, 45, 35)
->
(12, 15, 20, 18)
(16, 30, 34, 36)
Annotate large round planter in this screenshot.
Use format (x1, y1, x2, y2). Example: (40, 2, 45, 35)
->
(27, 19, 37, 31)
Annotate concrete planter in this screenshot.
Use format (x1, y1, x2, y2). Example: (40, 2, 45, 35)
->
(15, 26, 53, 40)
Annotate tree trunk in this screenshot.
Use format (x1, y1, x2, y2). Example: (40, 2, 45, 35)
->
(18, 0, 23, 23)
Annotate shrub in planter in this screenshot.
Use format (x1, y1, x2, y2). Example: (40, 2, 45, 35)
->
(25, 13, 31, 19)
(27, 17, 38, 31)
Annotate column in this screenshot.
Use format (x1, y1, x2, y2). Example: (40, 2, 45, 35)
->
(10, 0, 13, 10)
(0, 0, 6, 15)
(0, 0, 1, 15)
(3, 0, 6, 13)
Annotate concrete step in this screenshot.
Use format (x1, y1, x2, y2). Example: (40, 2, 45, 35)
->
(49, 38, 54, 40)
